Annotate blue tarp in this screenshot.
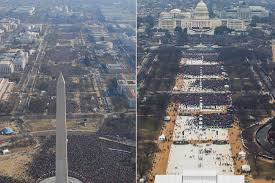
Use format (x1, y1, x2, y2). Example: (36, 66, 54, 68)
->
(1, 127, 13, 135)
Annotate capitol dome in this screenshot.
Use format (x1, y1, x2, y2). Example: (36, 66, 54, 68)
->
(193, 0, 209, 20)
(195, 0, 208, 10)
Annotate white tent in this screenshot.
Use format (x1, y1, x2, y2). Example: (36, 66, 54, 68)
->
(164, 116, 171, 121)
(0, 149, 9, 155)
(155, 175, 182, 183)
(241, 165, 251, 172)
(139, 178, 145, 183)
(159, 134, 166, 141)
(238, 151, 246, 160)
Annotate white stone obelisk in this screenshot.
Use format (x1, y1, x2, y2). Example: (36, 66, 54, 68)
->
(56, 73, 68, 183)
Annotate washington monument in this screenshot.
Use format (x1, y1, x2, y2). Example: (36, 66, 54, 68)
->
(56, 73, 68, 183)
(40, 73, 82, 183)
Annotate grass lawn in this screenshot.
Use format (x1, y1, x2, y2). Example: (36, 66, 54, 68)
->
(111, 96, 128, 112)
(247, 155, 275, 178)
(232, 78, 242, 91)
(138, 116, 162, 141)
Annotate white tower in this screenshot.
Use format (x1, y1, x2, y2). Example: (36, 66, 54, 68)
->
(56, 73, 68, 183)
(40, 74, 82, 183)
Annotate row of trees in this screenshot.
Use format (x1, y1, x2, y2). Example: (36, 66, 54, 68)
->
(174, 27, 188, 45)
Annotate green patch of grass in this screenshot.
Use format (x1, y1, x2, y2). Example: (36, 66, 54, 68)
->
(137, 141, 158, 177)
(147, 78, 173, 92)
(247, 155, 275, 178)
(111, 96, 128, 112)
(232, 78, 242, 91)
(138, 116, 162, 141)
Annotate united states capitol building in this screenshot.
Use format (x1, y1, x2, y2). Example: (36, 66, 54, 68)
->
(158, 0, 269, 35)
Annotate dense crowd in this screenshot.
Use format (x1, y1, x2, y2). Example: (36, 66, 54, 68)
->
(172, 93, 230, 106)
(197, 114, 233, 128)
(180, 65, 223, 76)
(192, 79, 229, 91)
(0, 177, 24, 183)
(28, 135, 135, 183)
(202, 93, 230, 106)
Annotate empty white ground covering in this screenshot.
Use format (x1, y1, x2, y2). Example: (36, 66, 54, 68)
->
(217, 175, 245, 183)
(155, 170, 244, 183)
(173, 116, 229, 141)
(174, 78, 201, 92)
(166, 144, 234, 175)
(155, 173, 244, 183)
(178, 104, 228, 113)
(154, 175, 182, 183)
(178, 104, 201, 111)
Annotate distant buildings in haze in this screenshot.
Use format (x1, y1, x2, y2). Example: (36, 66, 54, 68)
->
(219, 3, 269, 20)
(0, 50, 29, 74)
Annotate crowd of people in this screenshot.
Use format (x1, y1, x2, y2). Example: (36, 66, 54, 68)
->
(28, 135, 135, 183)
(172, 94, 201, 105)
(180, 65, 223, 76)
(167, 51, 235, 175)
(191, 79, 229, 91)
(197, 114, 233, 128)
(173, 116, 229, 142)
(203, 93, 230, 106)
(172, 93, 230, 106)
(0, 177, 23, 183)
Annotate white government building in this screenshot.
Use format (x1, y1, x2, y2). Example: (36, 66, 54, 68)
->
(155, 170, 244, 183)
(0, 50, 29, 74)
(0, 78, 14, 100)
(159, 0, 249, 35)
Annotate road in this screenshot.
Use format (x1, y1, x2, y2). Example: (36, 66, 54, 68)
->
(256, 120, 275, 155)
(12, 26, 49, 115)
(138, 52, 157, 88)
(246, 58, 275, 100)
